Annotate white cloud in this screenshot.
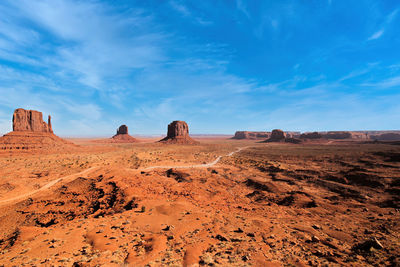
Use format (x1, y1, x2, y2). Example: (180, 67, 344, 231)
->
(368, 29, 384, 40)
(9, 0, 166, 90)
(169, 0, 212, 25)
(236, 0, 250, 18)
(367, 8, 398, 41)
(361, 75, 400, 88)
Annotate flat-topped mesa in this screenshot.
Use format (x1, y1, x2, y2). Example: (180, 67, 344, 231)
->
(232, 131, 270, 140)
(159, 121, 198, 144)
(111, 124, 138, 143)
(262, 129, 302, 144)
(267, 129, 286, 142)
(300, 132, 323, 139)
(13, 108, 53, 133)
(167, 121, 189, 138)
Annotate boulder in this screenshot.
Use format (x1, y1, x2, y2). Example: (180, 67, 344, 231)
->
(12, 108, 52, 133)
(159, 121, 198, 144)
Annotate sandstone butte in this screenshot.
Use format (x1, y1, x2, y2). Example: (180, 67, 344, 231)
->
(0, 108, 74, 151)
(159, 121, 199, 144)
(263, 129, 286, 142)
(110, 125, 138, 143)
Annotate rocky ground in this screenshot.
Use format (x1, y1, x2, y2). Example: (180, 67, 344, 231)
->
(0, 138, 399, 266)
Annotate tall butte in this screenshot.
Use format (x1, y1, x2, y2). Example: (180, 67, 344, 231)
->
(0, 108, 74, 151)
(12, 108, 53, 133)
(159, 121, 198, 144)
(110, 125, 138, 143)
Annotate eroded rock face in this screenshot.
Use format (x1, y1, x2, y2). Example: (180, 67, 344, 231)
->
(117, 125, 128, 135)
(370, 133, 400, 141)
(0, 108, 77, 151)
(167, 121, 189, 138)
(269, 129, 286, 141)
(232, 131, 270, 140)
(300, 132, 323, 139)
(160, 121, 198, 144)
(110, 124, 138, 143)
(324, 131, 352, 139)
(12, 108, 53, 133)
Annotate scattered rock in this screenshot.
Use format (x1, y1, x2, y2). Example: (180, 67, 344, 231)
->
(214, 234, 228, 241)
(312, 224, 321, 230)
(353, 237, 384, 252)
(312, 236, 320, 243)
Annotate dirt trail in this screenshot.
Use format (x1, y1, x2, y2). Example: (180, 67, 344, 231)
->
(0, 147, 248, 207)
(141, 146, 249, 171)
(0, 166, 99, 207)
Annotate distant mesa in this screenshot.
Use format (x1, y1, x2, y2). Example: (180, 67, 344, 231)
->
(0, 108, 74, 151)
(300, 132, 323, 139)
(262, 129, 302, 144)
(232, 131, 270, 140)
(300, 131, 369, 140)
(109, 124, 138, 143)
(159, 121, 199, 144)
(263, 129, 286, 142)
(325, 131, 352, 139)
(268, 129, 286, 141)
(370, 132, 400, 141)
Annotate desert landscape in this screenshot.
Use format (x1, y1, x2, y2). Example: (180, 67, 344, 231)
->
(0, 109, 398, 266)
(1, 1, 400, 266)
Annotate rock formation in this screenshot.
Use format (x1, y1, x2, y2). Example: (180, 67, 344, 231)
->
(12, 108, 53, 133)
(0, 108, 74, 151)
(110, 125, 138, 143)
(116, 125, 128, 135)
(232, 131, 270, 140)
(262, 129, 302, 143)
(370, 133, 400, 141)
(300, 132, 323, 139)
(324, 131, 352, 139)
(159, 121, 198, 144)
(264, 129, 286, 142)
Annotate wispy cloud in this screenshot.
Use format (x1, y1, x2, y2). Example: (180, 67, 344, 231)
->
(368, 29, 384, 40)
(367, 8, 398, 41)
(361, 75, 400, 88)
(236, 0, 250, 19)
(169, 0, 212, 25)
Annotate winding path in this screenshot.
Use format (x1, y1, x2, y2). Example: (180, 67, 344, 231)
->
(0, 166, 99, 207)
(0, 146, 249, 206)
(140, 146, 248, 171)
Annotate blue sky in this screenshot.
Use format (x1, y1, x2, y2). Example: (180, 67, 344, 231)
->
(0, 0, 399, 136)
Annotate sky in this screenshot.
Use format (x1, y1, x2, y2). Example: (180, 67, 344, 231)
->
(0, 0, 399, 136)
